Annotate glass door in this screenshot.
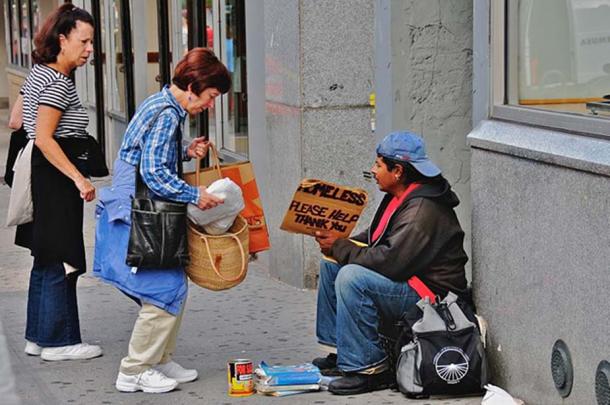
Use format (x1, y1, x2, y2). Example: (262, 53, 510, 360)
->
(108, 0, 129, 117)
(165, 0, 200, 140)
(88, 0, 107, 153)
(221, 0, 247, 156)
(210, 0, 247, 158)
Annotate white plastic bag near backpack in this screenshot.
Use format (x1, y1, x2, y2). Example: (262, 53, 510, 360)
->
(481, 384, 525, 405)
(187, 178, 244, 234)
(6, 140, 34, 226)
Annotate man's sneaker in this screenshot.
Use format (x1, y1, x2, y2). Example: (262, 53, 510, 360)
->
(41, 343, 103, 361)
(24, 340, 42, 356)
(328, 369, 395, 395)
(115, 369, 179, 393)
(312, 353, 343, 376)
(320, 367, 344, 377)
(312, 353, 337, 370)
(154, 361, 198, 383)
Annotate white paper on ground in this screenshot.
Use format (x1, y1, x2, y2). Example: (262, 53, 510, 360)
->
(481, 384, 525, 405)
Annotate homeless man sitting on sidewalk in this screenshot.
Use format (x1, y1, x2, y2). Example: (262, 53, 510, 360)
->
(312, 131, 469, 395)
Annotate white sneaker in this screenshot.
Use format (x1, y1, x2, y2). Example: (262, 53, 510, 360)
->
(25, 340, 42, 356)
(115, 369, 179, 393)
(154, 361, 198, 383)
(41, 343, 103, 361)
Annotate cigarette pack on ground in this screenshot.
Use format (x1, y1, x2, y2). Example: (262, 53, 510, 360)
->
(280, 179, 368, 239)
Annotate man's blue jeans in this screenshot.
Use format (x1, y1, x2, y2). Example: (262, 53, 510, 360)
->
(316, 260, 420, 372)
(25, 262, 82, 347)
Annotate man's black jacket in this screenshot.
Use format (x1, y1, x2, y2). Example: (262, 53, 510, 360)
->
(330, 178, 469, 298)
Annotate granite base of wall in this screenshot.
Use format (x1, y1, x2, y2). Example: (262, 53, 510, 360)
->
(470, 123, 610, 404)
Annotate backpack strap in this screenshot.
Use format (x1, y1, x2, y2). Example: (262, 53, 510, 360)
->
(407, 276, 436, 304)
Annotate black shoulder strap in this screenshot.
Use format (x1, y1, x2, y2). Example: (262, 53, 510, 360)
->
(135, 105, 183, 199)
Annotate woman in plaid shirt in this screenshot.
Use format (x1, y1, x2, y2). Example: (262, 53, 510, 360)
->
(94, 48, 231, 393)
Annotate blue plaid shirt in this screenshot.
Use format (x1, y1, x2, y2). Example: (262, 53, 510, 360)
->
(119, 86, 199, 204)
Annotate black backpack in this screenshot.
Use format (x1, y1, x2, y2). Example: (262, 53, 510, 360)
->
(395, 292, 488, 398)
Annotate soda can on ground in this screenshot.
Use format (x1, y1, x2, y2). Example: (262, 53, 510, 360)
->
(227, 358, 254, 397)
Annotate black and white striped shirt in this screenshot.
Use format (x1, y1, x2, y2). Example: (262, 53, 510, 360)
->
(21, 64, 89, 140)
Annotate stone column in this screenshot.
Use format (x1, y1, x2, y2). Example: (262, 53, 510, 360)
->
(262, 0, 376, 288)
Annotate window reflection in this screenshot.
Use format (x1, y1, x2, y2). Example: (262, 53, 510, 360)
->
(10, 0, 19, 65)
(7, 0, 39, 68)
(222, 0, 248, 156)
(84, 0, 106, 106)
(111, 0, 126, 114)
(181, 0, 189, 55)
(31, 0, 39, 49)
(206, 3, 217, 142)
(515, 0, 610, 115)
(20, 0, 31, 67)
(180, 0, 198, 140)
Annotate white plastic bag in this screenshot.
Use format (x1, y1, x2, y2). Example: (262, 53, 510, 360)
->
(203, 215, 238, 235)
(187, 178, 244, 234)
(6, 140, 34, 226)
(481, 384, 525, 405)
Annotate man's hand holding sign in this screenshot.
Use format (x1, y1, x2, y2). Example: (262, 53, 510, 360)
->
(314, 230, 338, 256)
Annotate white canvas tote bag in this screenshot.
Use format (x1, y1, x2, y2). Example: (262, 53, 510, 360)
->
(6, 139, 34, 226)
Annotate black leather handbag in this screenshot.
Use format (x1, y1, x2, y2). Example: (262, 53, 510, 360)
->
(84, 134, 110, 177)
(54, 135, 109, 178)
(125, 110, 190, 269)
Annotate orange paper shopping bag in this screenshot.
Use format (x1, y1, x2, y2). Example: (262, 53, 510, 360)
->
(183, 145, 270, 254)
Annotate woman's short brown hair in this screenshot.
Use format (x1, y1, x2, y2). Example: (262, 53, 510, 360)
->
(32, 4, 94, 64)
(172, 48, 231, 95)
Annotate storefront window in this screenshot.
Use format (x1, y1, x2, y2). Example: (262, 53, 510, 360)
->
(221, 0, 248, 156)
(180, 0, 189, 55)
(110, 0, 126, 115)
(205, 0, 247, 157)
(508, 0, 610, 116)
(206, 1, 217, 142)
(6, 0, 40, 69)
(178, 0, 199, 140)
(30, 0, 38, 34)
(9, 0, 20, 65)
(83, 0, 106, 106)
(20, 0, 31, 67)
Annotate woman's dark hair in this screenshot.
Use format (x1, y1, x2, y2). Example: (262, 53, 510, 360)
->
(172, 48, 231, 95)
(380, 155, 441, 184)
(32, 4, 94, 64)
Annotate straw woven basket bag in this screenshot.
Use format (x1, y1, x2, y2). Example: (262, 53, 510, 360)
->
(186, 215, 250, 291)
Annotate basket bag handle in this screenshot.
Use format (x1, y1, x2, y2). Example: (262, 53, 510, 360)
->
(195, 143, 223, 187)
(201, 233, 248, 282)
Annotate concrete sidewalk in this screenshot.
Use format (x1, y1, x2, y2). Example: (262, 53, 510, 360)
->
(0, 111, 480, 405)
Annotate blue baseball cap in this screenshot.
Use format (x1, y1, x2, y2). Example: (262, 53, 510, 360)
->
(376, 131, 441, 177)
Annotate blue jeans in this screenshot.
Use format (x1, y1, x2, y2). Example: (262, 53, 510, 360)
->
(25, 262, 82, 347)
(316, 260, 420, 372)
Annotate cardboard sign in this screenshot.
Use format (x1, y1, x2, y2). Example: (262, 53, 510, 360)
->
(280, 179, 368, 238)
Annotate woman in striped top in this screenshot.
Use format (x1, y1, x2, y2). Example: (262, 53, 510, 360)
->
(16, 4, 102, 362)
